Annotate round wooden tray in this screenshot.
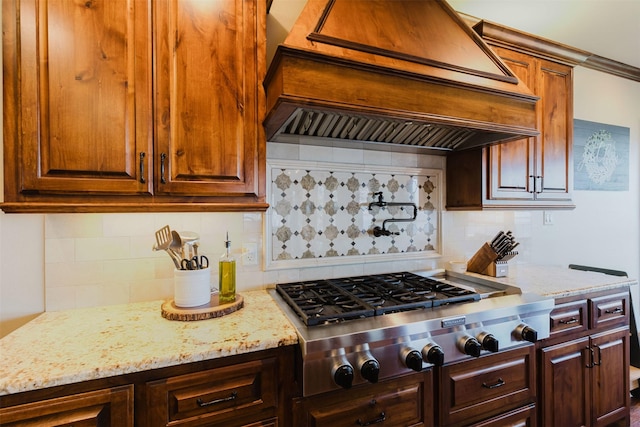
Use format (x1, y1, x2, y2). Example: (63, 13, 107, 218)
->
(161, 293, 244, 321)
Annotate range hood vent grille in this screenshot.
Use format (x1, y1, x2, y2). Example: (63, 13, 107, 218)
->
(281, 108, 477, 151)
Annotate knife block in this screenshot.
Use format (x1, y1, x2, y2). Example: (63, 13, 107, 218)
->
(466, 243, 498, 275)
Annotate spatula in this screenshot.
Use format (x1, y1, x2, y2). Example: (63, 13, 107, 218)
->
(155, 225, 172, 250)
(155, 225, 181, 269)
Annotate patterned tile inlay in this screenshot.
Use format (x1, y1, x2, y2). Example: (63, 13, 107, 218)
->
(269, 162, 441, 263)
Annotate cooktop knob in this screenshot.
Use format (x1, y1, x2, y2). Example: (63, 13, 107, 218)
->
(333, 364, 354, 389)
(459, 335, 482, 357)
(422, 343, 445, 366)
(401, 348, 423, 372)
(515, 324, 538, 343)
(477, 332, 499, 353)
(360, 359, 380, 383)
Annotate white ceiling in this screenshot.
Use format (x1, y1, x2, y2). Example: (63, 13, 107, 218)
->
(448, 0, 640, 69)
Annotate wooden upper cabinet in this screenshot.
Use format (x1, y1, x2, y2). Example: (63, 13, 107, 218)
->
(154, 0, 262, 197)
(447, 24, 577, 210)
(2, 0, 267, 212)
(6, 0, 153, 196)
(488, 47, 573, 204)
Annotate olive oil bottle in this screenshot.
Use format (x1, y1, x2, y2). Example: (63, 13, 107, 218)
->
(218, 232, 236, 304)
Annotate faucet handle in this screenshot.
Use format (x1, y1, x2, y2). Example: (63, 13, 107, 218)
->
(372, 226, 399, 237)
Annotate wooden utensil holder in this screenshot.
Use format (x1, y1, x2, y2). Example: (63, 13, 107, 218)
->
(483, 261, 509, 277)
(466, 243, 498, 274)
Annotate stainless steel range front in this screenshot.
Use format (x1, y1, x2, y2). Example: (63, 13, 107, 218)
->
(269, 271, 554, 397)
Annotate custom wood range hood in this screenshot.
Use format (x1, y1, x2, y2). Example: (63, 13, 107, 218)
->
(264, 0, 540, 153)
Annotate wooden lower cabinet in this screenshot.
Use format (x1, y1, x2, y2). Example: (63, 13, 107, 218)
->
(292, 371, 433, 427)
(438, 345, 536, 427)
(540, 327, 629, 427)
(0, 347, 294, 427)
(539, 288, 630, 427)
(0, 385, 134, 426)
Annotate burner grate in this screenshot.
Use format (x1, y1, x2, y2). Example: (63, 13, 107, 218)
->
(276, 272, 481, 326)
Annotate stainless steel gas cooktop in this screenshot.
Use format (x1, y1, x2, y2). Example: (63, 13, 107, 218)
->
(270, 270, 553, 397)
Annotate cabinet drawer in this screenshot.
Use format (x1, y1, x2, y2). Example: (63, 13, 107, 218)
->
(590, 291, 629, 329)
(549, 299, 588, 337)
(0, 385, 133, 426)
(294, 372, 429, 427)
(471, 403, 536, 427)
(439, 345, 535, 427)
(146, 358, 277, 426)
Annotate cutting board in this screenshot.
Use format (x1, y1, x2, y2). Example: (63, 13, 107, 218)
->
(161, 294, 244, 321)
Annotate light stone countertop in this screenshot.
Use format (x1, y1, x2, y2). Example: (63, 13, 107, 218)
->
(0, 290, 298, 396)
(461, 264, 637, 298)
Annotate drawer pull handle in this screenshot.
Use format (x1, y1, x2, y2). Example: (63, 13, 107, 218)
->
(605, 307, 623, 315)
(356, 412, 386, 426)
(559, 317, 578, 325)
(196, 391, 237, 407)
(482, 378, 505, 389)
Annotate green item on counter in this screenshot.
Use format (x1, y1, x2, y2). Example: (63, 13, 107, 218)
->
(219, 232, 236, 304)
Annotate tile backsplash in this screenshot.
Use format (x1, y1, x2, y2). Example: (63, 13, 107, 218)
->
(44, 212, 264, 311)
(39, 142, 541, 312)
(266, 160, 442, 269)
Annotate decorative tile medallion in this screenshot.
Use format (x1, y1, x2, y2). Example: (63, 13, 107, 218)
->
(266, 161, 442, 269)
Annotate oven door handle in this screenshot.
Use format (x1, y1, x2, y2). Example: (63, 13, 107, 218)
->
(357, 411, 386, 426)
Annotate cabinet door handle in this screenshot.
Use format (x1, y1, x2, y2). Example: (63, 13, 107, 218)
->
(196, 391, 237, 407)
(139, 152, 146, 184)
(357, 412, 386, 426)
(605, 307, 623, 315)
(482, 378, 505, 389)
(559, 317, 578, 325)
(586, 346, 594, 368)
(160, 153, 167, 184)
(593, 344, 602, 366)
(528, 175, 535, 193)
(535, 175, 544, 194)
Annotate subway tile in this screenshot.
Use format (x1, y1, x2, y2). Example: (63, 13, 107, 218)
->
(75, 237, 131, 261)
(45, 238, 75, 264)
(46, 286, 77, 311)
(46, 214, 103, 238)
(46, 261, 104, 287)
(299, 144, 332, 162)
(75, 284, 105, 308)
(267, 141, 300, 160)
(103, 213, 158, 237)
(363, 150, 392, 166)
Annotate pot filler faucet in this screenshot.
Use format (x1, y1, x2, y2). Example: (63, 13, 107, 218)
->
(368, 192, 417, 237)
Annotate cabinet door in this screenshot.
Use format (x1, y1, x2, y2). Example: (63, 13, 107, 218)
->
(487, 47, 536, 201)
(154, 0, 263, 197)
(590, 327, 630, 426)
(0, 385, 133, 426)
(534, 58, 573, 201)
(540, 337, 590, 427)
(8, 0, 153, 195)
